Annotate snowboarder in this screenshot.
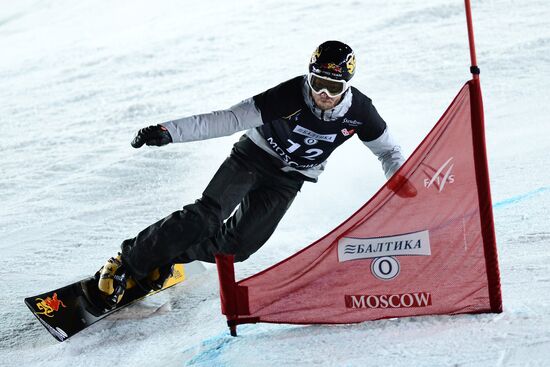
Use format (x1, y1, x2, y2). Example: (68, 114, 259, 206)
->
(97, 40, 416, 305)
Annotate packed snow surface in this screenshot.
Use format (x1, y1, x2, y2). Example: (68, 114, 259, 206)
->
(1, 0, 549, 366)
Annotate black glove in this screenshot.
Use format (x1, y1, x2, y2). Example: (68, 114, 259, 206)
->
(131, 125, 173, 148)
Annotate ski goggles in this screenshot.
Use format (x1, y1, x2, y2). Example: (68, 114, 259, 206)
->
(307, 73, 349, 98)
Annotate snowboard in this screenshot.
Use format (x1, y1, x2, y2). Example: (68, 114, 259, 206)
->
(24, 261, 206, 342)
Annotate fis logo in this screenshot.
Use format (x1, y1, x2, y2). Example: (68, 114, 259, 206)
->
(423, 157, 455, 192)
(35, 293, 66, 318)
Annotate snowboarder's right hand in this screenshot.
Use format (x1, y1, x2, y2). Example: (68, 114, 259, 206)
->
(131, 124, 173, 148)
(387, 174, 417, 199)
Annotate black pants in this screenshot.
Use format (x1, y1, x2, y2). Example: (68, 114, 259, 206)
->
(120, 138, 305, 279)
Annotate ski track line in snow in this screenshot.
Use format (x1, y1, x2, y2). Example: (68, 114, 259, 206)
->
(492, 186, 549, 210)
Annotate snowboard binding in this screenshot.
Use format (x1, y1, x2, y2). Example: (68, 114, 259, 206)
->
(96, 254, 132, 308)
(94, 254, 174, 309)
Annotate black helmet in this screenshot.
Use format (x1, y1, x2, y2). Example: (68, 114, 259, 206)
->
(309, 40, 356, 82)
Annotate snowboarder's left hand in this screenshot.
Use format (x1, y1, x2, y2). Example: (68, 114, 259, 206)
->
(387, 174, 417, 198)
(131, 125, 173, 148)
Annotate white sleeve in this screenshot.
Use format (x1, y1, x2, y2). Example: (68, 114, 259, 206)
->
(160, 98, 263, 143)
(363, 128, 405, 179)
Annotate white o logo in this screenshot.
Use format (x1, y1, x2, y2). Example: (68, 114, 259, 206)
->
(304, 138, 318, 145)
(371, 256, 400, 280)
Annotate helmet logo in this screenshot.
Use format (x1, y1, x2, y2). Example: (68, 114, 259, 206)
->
(324, 63, 343, 73)
(311, 47, 321, 64)
(346, 52, 356, 75)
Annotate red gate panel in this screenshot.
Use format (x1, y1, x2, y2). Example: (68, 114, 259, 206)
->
(216, 80, 502, 334)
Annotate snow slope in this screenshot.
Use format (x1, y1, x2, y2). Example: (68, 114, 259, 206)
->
(1, 0, 549, 366)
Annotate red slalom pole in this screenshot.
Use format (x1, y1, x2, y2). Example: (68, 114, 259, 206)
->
(464, 0, 501, 311)
(464, 0, 480, 79)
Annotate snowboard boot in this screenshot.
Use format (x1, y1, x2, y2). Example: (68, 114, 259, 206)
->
(96, 255, 174, 308)
(96, 254, 135, 308)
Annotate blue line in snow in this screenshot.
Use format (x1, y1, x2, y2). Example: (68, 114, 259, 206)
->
(492, 187, 549, 209)
(185, 324, 256, 366)
(185, 331, 236, 366)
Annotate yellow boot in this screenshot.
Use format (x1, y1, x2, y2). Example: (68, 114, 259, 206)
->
(97, 255, 135, 306)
